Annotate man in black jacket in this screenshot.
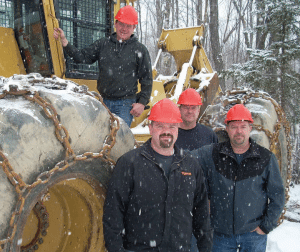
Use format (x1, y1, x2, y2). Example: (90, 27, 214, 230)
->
(191, 104, 285, 252)
(103, 98, 212, 252)
(176, 89, 218, 252)
(53, 5, 152, 126)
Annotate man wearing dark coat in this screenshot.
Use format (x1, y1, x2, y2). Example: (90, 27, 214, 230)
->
(54, 6, 152, 126)
(103, 98, 213, 252)
(191, 104, 285, 252)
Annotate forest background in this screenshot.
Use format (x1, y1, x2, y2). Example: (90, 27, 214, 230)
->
(133, 0, 300, 183)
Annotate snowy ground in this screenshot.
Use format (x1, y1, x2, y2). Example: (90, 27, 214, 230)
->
(267, 184, 300, 252)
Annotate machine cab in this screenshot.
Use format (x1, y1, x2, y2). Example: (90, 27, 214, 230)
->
(0, 0, 115, 84)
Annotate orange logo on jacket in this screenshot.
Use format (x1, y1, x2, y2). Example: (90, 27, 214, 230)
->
(181, 172, 192, 176)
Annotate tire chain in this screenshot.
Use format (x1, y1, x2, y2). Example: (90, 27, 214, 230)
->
(0, 85, 119, 251)
(200, 88, 292, 225)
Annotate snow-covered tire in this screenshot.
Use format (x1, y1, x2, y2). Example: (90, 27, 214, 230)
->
(0, 74, 135, 251)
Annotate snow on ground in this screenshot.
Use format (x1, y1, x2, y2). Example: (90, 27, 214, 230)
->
(267, 184, 300, 252)
(267, 221, 300, 252)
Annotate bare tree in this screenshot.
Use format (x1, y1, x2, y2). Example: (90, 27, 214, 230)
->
(165, 0, 171, 29)
(255, 0, 268, 49)
(162, 0, 173, 75)
(209, 0, 225, 90)
(175, 0, 179, 27)
(171, 0, 175, 28)
(136, 0, 143, 43)
(232, 0, 251, 49)
(292, 128, 300, 184)
(155, 0, 163, 38)
(196, 0, 203, 25)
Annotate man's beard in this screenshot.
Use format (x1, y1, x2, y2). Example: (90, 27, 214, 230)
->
(159, 133, 174, 148)
(232, 134, 245, 145)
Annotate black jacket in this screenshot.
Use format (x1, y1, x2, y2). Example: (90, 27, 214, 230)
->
(176, 124, 218, 151)
(64, 33, 152, 105)
(191, 139, 285, 235)
(103, 140, 212, 252)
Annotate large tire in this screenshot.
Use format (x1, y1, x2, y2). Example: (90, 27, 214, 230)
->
(200, 88, 292, 220)
(0, 73, 135, 251)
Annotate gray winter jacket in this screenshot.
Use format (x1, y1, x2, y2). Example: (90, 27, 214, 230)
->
(190, 139, 285, 235)
(64, 33, 152, 105)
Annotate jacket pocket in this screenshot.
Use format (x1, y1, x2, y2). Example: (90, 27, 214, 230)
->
(124, 203, 164, 247)
(173, 170, 196, 207)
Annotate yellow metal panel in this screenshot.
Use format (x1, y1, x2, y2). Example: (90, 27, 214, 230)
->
(197, 47, 214, 73)
(0, 27, 26, 77)
(42, 0, 65, 79)
(66, 78, 98, 92)
(157, 26, 214, 74)
(159, 26, 205, 52)
(130, 80, 166, 128)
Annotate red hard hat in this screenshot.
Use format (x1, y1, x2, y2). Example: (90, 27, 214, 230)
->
(148, 98, 183, 123)
(224, 104, 254, 124)
(115, 6, 138, 25)
(177, 88, 202, 105)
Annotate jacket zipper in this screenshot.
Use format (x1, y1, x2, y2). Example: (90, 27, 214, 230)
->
(233, 178, 237, 234)
(142, 151, 185, 251)
(233, 158, 239, 235)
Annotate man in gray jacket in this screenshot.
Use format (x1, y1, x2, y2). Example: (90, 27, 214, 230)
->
(191, 104, 285, 252)
(54, 6, 152, 126)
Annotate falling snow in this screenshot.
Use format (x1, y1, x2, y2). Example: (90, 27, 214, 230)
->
(149, 240, 157, 247)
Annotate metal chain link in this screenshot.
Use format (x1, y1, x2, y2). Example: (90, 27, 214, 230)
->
(0, 87, 120, 251)
(245, 92, 292, 224)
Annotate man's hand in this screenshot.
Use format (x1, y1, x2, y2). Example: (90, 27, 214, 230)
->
(53, 28, 68, 47)
(252, 226, 265, 235)
(130, 103, 145, 118)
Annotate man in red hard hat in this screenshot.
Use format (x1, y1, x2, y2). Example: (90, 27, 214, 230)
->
(176, 88, 218, 151)
(54, 5, 152, 127)
(103, 98, 213, 252)
(177, 89, 218, 252)
(191, 104, 285, 252)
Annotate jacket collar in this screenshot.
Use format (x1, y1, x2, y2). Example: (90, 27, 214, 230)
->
(110, 32, 137, 44)
(219, 138, 261, 160)
(141, 138, 186, 164)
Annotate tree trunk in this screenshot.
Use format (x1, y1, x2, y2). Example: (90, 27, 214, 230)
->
(155, 0, 163, 71)
(256, 0, 268, 49)
(232, 0, 250, 49)
(186, 0, 189, 26)
(136, 0, 142, 43)
(294, 130, 300, 184)
(162, 0, 173, 75)
(175, 0, 179, 27)
(209, 0, 225, 90)
(171, 0, 175, 28)
(249, 0, 254, 49)
(165, 0, 171, 29)
(155, 0, 163, 38)
(196, 0, 203, 25)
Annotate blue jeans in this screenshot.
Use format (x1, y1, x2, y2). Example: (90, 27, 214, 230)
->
(103, 98, 135, 127)
(212, 231, 267, 252)
(190, 234, 199, 252)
